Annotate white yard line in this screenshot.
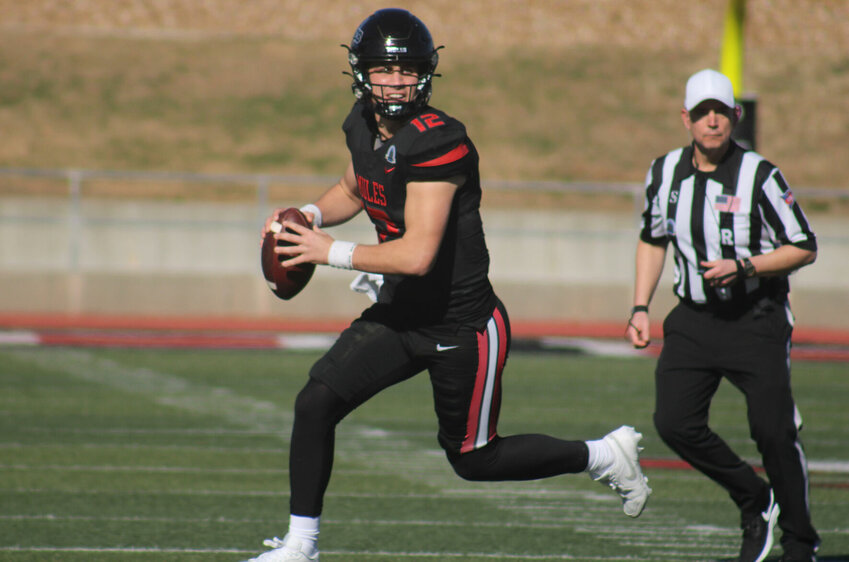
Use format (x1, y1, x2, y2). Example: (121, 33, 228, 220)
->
(0, 463, 286, 474)
(0, 545, 705, 560)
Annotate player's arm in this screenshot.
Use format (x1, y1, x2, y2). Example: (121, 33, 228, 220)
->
(350, 177, 462, 275)
(261, 160, 362, 240)
(627, 239, 667, 349)
(277, 176, 463, 275)
(701, 244, 816, 286)
(745, 244, 816, 276)
(307, 160, 363, 227)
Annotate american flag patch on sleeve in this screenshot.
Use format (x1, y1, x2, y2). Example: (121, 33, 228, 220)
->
(781, 189, 795, 206)
(714, 194, 741, 213)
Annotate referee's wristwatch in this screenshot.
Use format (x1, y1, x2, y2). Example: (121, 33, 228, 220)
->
(738, 257, 756, 278)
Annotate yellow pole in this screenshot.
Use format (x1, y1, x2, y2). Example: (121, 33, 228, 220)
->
(720, 0, 746, 96)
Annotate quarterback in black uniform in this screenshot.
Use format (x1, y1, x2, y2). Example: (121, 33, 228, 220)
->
(245, 9, 650, 562)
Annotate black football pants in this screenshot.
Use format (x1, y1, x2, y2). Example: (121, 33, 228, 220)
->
(653, 299, 819, 551)
(288, 301, 589, 517)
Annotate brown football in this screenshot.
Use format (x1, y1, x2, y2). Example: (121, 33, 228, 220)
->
(261, 207, 316, 300)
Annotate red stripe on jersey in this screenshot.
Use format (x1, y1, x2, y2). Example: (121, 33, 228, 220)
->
(411, 143, 470, 168)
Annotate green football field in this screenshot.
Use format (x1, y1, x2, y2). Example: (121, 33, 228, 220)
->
(1, 346, 847, 561)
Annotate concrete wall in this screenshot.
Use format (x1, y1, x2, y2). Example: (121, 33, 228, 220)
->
(0, 197, 843, 330)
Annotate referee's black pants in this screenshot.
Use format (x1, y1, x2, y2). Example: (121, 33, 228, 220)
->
(653, 299, 819, 551)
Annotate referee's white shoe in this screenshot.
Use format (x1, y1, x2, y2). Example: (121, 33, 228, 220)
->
(590, 425, 652, 517)
(242, 535, 319, 562)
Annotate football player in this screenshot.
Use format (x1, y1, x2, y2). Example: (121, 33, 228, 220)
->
(246, 9, 651, 561)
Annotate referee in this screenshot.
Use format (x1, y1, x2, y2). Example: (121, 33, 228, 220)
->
(626, 69, 819, 562)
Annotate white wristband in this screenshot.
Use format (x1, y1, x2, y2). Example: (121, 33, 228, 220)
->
(299, 204, 322, 228)
(327, 241, 357, 270)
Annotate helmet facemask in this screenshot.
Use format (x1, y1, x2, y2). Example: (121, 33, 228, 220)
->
(346, 51, 439, 119)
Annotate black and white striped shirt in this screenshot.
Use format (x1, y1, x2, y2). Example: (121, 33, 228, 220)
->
(640, 141, 817, 306)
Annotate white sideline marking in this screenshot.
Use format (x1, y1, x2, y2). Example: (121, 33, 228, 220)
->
(0, 463, 286, 474)
(0, 442, 287, 454)
(17, 427, 280, 435)
(0, 330, 39, 345)
(2, 487, 611, 500)
(809, 460, 849, 473)
(0, 546, 674, 560)
(0, 546, 246, 554)
(539, 337, 645, 357)
(276, 333, 336, 350)
(0, 513, 634, 530)
(315, 551, 662, 560)
(5, 513, 847, 535)
(0, 463, 409, 477)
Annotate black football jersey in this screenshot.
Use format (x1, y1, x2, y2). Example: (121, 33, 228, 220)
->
(342, 101, 496, 327)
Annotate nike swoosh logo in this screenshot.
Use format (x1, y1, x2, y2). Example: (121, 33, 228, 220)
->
(384, 167, 395, 174)
(436, 344, 459, 352)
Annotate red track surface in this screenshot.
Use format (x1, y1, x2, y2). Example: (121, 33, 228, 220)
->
(2, 312, 849, 361)
(2, 312, 849, 342)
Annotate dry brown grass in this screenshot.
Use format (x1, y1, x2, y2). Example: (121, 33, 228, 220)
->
(0, 1, 847, 191)
(3, 0, 847, 53)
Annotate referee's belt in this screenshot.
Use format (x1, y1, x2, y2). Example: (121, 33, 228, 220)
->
(681, 283, 788, 319)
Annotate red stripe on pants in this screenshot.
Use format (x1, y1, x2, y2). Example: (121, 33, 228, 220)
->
(461, 308, 507, 453)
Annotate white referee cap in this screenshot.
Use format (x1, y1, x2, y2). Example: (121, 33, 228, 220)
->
(685, 69, 735, 111)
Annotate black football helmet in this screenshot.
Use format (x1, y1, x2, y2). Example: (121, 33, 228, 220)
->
(343, 8, 441, 119)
